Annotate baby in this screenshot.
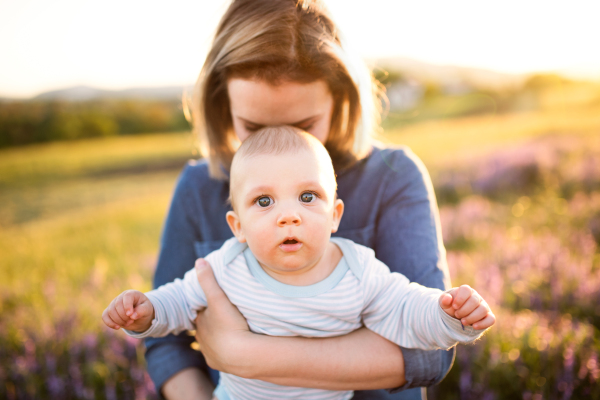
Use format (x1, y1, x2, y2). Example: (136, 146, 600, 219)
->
(102, 126, 495, 400)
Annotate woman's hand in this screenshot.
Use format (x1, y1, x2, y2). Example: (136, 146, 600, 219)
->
(193, 259, 406, 390)
(194, 259, 254, 373)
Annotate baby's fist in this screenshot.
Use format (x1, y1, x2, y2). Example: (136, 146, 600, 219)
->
(102, 290, 155, 333)
(439, 285, 495, 330)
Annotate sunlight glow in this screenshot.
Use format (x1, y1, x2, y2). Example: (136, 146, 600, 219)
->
(0, 0, 598, 98)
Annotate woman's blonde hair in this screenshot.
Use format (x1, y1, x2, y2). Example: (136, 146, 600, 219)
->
(190, 0, 382, 178)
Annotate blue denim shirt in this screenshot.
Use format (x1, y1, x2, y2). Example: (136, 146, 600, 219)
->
(145, 146, 455, 399)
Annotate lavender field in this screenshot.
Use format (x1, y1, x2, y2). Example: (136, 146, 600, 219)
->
(430, 133, 600, 399)
(1, 111, 599, 398)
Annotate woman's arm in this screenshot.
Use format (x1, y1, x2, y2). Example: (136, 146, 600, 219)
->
(161, 368, 214, 400)
(194, 261, 406, 390)
(235, 328, 407, 390)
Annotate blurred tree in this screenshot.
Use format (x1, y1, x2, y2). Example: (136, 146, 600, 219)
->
(373, 68, 404, 86)
(0, 99, 190, 147)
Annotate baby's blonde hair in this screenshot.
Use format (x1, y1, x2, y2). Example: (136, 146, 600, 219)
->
(229, 126, 336, 208)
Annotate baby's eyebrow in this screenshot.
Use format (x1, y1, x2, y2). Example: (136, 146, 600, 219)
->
(246, 185, 275, 194)
(295, 180, 324, 188)
(295, 178, 334, 190)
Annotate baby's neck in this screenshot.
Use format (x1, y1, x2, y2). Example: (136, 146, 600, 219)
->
(257, 242, 343, 286)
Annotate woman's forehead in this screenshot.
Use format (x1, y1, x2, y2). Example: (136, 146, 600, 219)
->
(227, 78, 332, 125)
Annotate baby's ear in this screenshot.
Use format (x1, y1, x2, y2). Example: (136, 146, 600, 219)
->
(331, 199, 344, 233)
(226, 211, 246, 242)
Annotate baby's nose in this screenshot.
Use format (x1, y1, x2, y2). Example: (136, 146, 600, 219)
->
(277, 210, 301, 226)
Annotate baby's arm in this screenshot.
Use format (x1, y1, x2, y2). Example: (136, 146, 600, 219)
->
(102, 260, 210, 338)
(102, 290, 155, 332)
(362, 259, 493, 350)
(439, 285, 495, 330)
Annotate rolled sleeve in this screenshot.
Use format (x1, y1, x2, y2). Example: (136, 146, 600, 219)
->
(390, 347, 455, 392)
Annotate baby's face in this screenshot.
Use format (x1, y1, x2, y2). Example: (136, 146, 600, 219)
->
(227, 148, 343, 277)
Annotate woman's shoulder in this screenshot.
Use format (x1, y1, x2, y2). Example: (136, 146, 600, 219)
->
(371, 143, 426, 172)
(343, 143, 429, 184)
(170, 159, 230, 209)
(176, 158, 228, 191)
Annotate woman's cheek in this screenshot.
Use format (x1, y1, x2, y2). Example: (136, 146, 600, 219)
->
(310, 125, 328, 144)
(232, 121, 250, 142)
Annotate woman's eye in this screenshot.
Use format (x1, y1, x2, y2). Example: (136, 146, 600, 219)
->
(257, 196, 272, 207)
(245, 125, 263, 132)
(300, 192, 315, 203)
(297, 123, 314, 131)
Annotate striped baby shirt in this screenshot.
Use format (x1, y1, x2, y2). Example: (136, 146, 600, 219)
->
(126, 237, 485, 400)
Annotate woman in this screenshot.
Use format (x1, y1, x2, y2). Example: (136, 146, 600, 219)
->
(145, 1, 454, 399)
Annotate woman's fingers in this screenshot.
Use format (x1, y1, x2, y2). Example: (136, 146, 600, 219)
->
(194, 257, 251, 373)
(195, 259, 248, 331)
(195, 259, 229, 307)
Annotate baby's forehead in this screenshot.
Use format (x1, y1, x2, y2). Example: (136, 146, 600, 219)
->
(231, 147, 336, 192)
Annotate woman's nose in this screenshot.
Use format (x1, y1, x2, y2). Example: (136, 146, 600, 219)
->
(277, 209, 302, 226)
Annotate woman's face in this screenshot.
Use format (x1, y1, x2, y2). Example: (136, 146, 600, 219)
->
(227, 78, 334, 144)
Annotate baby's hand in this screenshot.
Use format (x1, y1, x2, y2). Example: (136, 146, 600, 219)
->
(439, 285, 495, 330)
(102, 290, 155, 333)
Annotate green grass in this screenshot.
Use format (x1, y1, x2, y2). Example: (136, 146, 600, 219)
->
(381, 107, 600, 170)
(0, 131, 194, 187)
(0, 192, 168, 334)
(0, 132, 197, 335)
(0, 132, 194, 227)
(0, 171, 180, 226)
(0, 133, 196, 335)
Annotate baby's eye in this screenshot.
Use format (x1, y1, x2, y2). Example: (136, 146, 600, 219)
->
(257, 196, 273, 207)
(300, 192, 316, 203)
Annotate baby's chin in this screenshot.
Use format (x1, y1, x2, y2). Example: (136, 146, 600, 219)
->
(258, 254, 320, 275)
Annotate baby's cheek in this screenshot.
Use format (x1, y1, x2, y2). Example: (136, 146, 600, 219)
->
(246, 225, 276, 250)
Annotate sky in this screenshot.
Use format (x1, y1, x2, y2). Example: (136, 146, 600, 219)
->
(1, 0, 599, 98)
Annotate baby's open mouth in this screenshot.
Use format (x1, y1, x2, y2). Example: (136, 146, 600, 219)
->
(280, 238, 302, 252)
